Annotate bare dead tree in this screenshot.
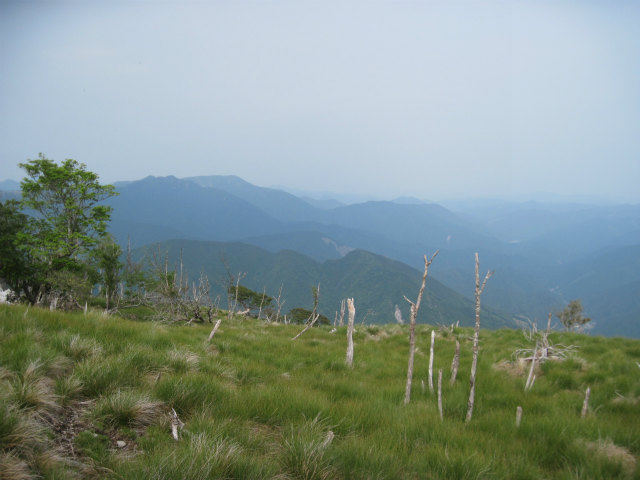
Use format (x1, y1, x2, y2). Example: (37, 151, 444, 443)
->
(403, 250, 439, 405)
(257, 287, 267, 320)
(227, 272, 246, 322)
(428, 330, 435, 393)
(466, 252, 493, 422)
(144, 247, 217, 324)
(450, 340, 460, 385)
(339, 299, 346, 327)
(266, 283, 286, 323)
(346, 298, 356, 367)
(292, 284, 322, 340)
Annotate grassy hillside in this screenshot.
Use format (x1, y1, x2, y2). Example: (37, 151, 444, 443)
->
(1, 304, 639, 479)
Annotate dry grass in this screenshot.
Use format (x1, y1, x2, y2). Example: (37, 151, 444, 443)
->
(583, 438, 637, 475)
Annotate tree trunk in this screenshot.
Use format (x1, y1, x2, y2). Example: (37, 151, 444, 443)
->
(437, 368, 443, 421)
(345, 298, 355, 367)
(465, 253, 493, 422)
(428, 330, 435, 393)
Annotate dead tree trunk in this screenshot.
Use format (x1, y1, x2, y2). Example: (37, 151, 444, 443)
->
(450, 340, 460, 385)
(437, 368, 443, 421)
(525, 342, 539, 391)
(428, 330, 435, 393)
(403, 251, 439, 405)
(345, 298, 356, 367)
(292, 284, 322, 340)
(339, 299, 346, 327)
(465, 253, 493, 422)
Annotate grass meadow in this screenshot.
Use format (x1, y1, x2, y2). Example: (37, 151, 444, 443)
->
(1, 303, 639, 479)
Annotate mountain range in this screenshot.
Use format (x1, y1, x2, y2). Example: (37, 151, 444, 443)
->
(3, 174, 639, 336)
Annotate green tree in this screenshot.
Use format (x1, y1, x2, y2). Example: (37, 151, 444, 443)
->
(227, 284, 272, 313)
(288, 308, 330, 325)
(556, 299, 591, 331)
(0, 200, 41, 302)
(16, 154, 117, 305)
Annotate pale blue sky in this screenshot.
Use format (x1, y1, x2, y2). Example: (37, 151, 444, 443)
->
(1, 1, 639, 202)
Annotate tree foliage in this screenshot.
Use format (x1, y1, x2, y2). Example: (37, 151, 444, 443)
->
(0, 200, 40, 302)
(2, 155, 117, 306)
(228, 284, 272, 312)
(288, 307, 330, 325)
(19, 154, 116, 270)
(94, 235, 123, 310)
(557, 299, 591, 331)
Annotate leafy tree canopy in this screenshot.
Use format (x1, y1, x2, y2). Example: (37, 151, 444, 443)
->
(556, 299, 591, 331)
(228, 284, 272, 311)
(19, 154, 117, 269)
(288, 307, 330, 325)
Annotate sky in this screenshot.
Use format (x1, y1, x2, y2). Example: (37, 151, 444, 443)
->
(1, 0, 639, 203)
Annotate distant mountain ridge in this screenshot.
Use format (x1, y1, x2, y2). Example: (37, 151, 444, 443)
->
(4, 173, 638, 337)
(136, 239, 515, 329)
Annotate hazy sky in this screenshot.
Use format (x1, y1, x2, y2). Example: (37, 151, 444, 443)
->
(1, 1, 639, 202)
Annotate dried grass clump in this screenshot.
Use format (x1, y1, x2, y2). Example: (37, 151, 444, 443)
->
(582, 438, 637, 475)
(65, 335, 103, 361)
(277, 416, 336, 480)
(7, 361, 61, 424)
(0, 452, 33, 480)
(168, 348, 200, 372)
(92, 390, 164, 429)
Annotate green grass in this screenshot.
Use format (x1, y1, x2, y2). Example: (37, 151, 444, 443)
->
(1, 304, 639, 479)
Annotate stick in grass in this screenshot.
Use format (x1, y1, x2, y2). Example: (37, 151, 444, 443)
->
(581, 387, 591, 419)
(438, 368, 443, 421)
(516, 406, 523, 427)
(450, 340, 460, 385)
(207, 318, 222, 342)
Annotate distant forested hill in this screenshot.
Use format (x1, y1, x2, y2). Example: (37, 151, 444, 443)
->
(135, 239, 515, 329)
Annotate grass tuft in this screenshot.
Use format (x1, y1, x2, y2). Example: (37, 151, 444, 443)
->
(92, 389, 164, 429)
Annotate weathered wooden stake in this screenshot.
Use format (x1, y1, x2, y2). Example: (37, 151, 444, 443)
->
(207, 319, 222, 342)
(428, 330, 435, 393)
(581, 387, 591, 418)
(450, 340, 460, 385)
(437, 368, 443, 421)
(404, 251, 439, 405)
(345, 298, 355, 367)
(465, 252, 493, 422)
(516, 406, 523, 427)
